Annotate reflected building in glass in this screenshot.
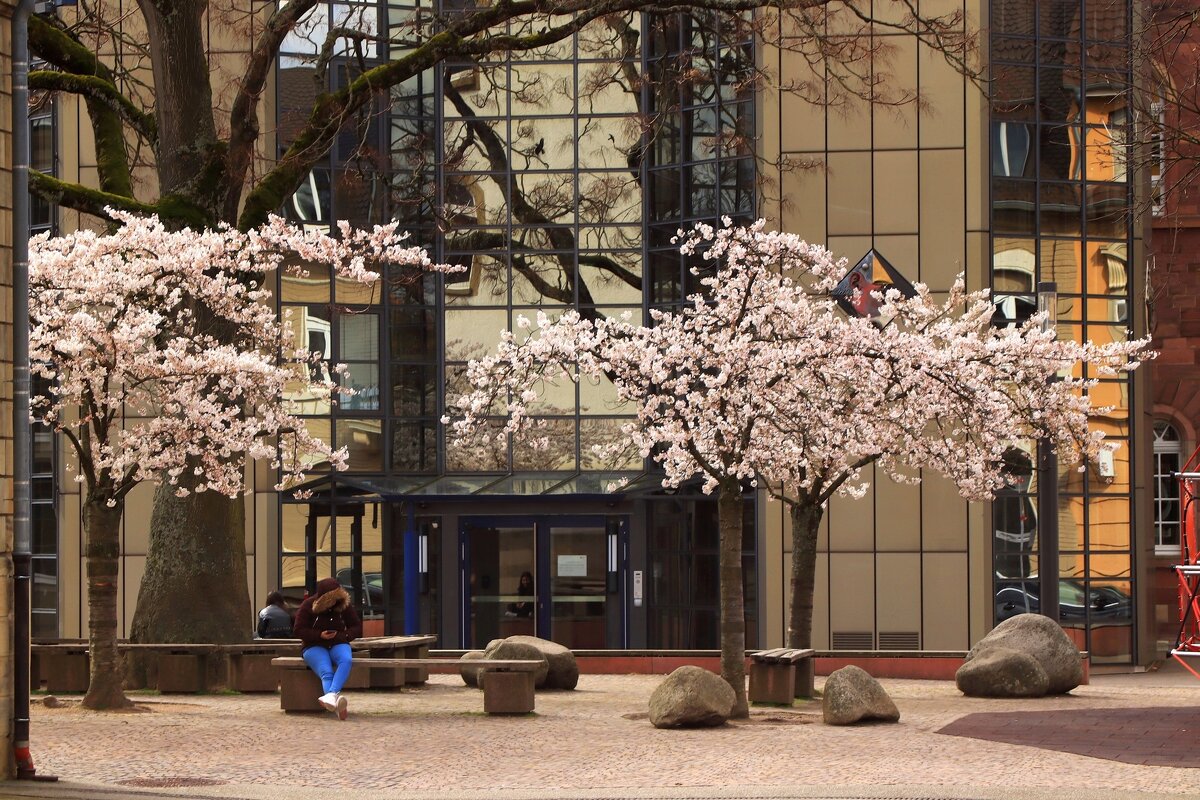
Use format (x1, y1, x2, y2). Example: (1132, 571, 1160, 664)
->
(988, 0, 1140, 663)
(269, 5, 759, 649)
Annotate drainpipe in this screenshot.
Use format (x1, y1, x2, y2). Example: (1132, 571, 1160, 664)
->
(12, 0, 49, 781)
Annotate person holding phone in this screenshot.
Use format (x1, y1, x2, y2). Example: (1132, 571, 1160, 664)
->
(292, 577, 362, 720)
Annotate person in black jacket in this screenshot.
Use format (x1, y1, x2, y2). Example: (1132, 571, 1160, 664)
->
(255, 591, 293, 639)
(292, 577, 363, 720)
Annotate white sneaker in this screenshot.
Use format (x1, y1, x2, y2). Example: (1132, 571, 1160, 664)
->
(318, 692, 338, 712)
(335, 693, 348, 721)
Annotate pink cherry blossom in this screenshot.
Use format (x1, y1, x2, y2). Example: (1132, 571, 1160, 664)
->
(31, 209, 453, 503)
(446, 217, 1152, 714)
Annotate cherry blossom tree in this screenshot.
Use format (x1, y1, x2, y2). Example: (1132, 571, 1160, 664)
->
(446, 219, 1150, 712)
(30, 211, 447, 709)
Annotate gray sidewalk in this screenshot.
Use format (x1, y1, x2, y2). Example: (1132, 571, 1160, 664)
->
(10, 671, 1200, 800)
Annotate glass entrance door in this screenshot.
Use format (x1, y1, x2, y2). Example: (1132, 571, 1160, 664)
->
(461, 516, 625, 649)
(548, 524, 608, 649)
(464, 523, 537, 647)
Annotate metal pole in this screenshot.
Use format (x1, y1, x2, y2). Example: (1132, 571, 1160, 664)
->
(12, 0, 40, 779)
(1036, 281, 1060, 623)
(1037, 439, 1060, 622)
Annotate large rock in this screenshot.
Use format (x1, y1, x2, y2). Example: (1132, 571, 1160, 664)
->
(821, 666, 900, 726)
(502, 635, 579, 690)
(648, 666, 736, 729)
(459, 651, 485, 687)
(955, 646, 1049, 698)
(960, 613, 1082, 696)
(482, 639, 549, 688)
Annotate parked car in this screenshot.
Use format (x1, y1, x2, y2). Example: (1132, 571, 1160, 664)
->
(335, 568, 384, 615)
(995, 578, 1132, 622)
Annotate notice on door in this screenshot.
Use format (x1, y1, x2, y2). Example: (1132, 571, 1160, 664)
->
(557, 554, 588, 577)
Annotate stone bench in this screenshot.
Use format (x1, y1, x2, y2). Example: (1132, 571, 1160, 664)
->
(120, 644, 221, 693)
(222, 643, 303, 692)
(749, 647, 816, 703)
(271, 657, 543, 714)
(31, 643, 89, 693)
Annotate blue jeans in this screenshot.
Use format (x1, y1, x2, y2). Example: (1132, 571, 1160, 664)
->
(302, 643, 353, 694)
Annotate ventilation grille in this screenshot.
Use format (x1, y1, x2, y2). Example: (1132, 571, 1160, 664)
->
(831, 631, 874, 650)
(878, 631, 921, 651)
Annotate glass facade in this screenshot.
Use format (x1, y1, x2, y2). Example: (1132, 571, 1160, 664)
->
(30, 86, 58, 638)
(989, 0, 1137, 663)
(274, 5, 757, 646)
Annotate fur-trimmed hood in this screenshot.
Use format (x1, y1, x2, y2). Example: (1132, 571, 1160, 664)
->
(312, 586, 351, 614)
(293, 578, 363, 648)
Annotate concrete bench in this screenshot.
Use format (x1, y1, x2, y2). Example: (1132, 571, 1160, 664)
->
(120, 644, 221, 693)
(271, 657, 543, 714)
(31, 643, 89, 693)
(749, 648, 816, 703)
(222, 643, 303, 692)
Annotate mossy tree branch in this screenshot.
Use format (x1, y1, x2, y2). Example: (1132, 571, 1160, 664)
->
(30, 70, 157, 145)
(28, 15, 144, 207)
(223, 0, 323, 221)
(29, 170, 209, 229)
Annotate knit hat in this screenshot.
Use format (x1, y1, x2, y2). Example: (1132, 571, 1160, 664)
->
(314, 577, 341, 596)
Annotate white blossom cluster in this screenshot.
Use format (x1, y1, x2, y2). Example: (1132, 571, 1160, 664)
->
(447, 218, 1151, 504)
(30, 210, 453, 505)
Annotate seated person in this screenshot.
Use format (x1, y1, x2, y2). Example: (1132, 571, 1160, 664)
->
(292, 578, 362, 720)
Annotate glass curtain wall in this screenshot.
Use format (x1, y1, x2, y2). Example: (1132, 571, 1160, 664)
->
(990, 0, 1137, 663)
(30, 85, 58, 638)
(646, 12, 756, 311)
(274, 4, 759, 647)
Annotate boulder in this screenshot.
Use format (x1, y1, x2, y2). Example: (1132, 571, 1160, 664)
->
(960, 613, 1082, 696)
(955, 646, 1049, 698)
(459, 651, 486, 687)
(482, 639, 549, 689)
(821, 666, 900, 726)
(501, 635, 579, 689)
(648, 666, 736, 729)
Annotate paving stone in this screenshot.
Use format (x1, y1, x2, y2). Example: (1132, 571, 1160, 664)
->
(26, 674, 1200, 795)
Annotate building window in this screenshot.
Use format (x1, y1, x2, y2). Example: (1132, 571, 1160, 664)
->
(991, 122, 1031, 177)
(31, 376, 58, 638)
(647, 498, 757, 649)
(1154, 420, 1182, 552)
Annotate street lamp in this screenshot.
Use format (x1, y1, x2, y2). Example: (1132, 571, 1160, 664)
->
(1036, 281, 1060, 623)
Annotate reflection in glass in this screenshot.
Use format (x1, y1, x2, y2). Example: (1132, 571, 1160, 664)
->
(467, 525, 536, 648)
(992, 179, 1037, 234)
(392, 421, 438, 472)
(550, 526, 608, 648)
(336, 418, 383, 471)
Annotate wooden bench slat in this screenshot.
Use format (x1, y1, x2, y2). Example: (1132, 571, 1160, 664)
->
(751, 647, 815, 664)
(271, 657, 541, 671)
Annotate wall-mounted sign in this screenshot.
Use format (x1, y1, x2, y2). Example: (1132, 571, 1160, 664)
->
(557, 555, 587, 577)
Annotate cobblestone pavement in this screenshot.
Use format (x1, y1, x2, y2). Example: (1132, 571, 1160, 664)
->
(21, 672, 1200, 800)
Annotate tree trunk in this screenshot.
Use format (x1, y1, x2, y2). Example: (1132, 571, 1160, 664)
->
(137, 0, 222, 211)
(129, 481, 252, 644)
(83, 497, 132, 709)
(717, 479, 749, 718)
(787, 500, 825, 650)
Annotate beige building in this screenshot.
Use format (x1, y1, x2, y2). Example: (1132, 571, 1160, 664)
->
(33, 1, 1158, 666)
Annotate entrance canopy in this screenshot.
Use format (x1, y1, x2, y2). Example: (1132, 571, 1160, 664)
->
(286, 471, 688, 503)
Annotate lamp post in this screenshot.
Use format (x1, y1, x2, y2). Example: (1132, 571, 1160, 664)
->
(1036, 281, 1060, 623)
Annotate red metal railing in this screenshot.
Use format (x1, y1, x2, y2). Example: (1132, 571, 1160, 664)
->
(1172, 444, 1200, 678)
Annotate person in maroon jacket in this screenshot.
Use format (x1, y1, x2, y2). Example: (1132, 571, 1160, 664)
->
(293, 577, 362, 720)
